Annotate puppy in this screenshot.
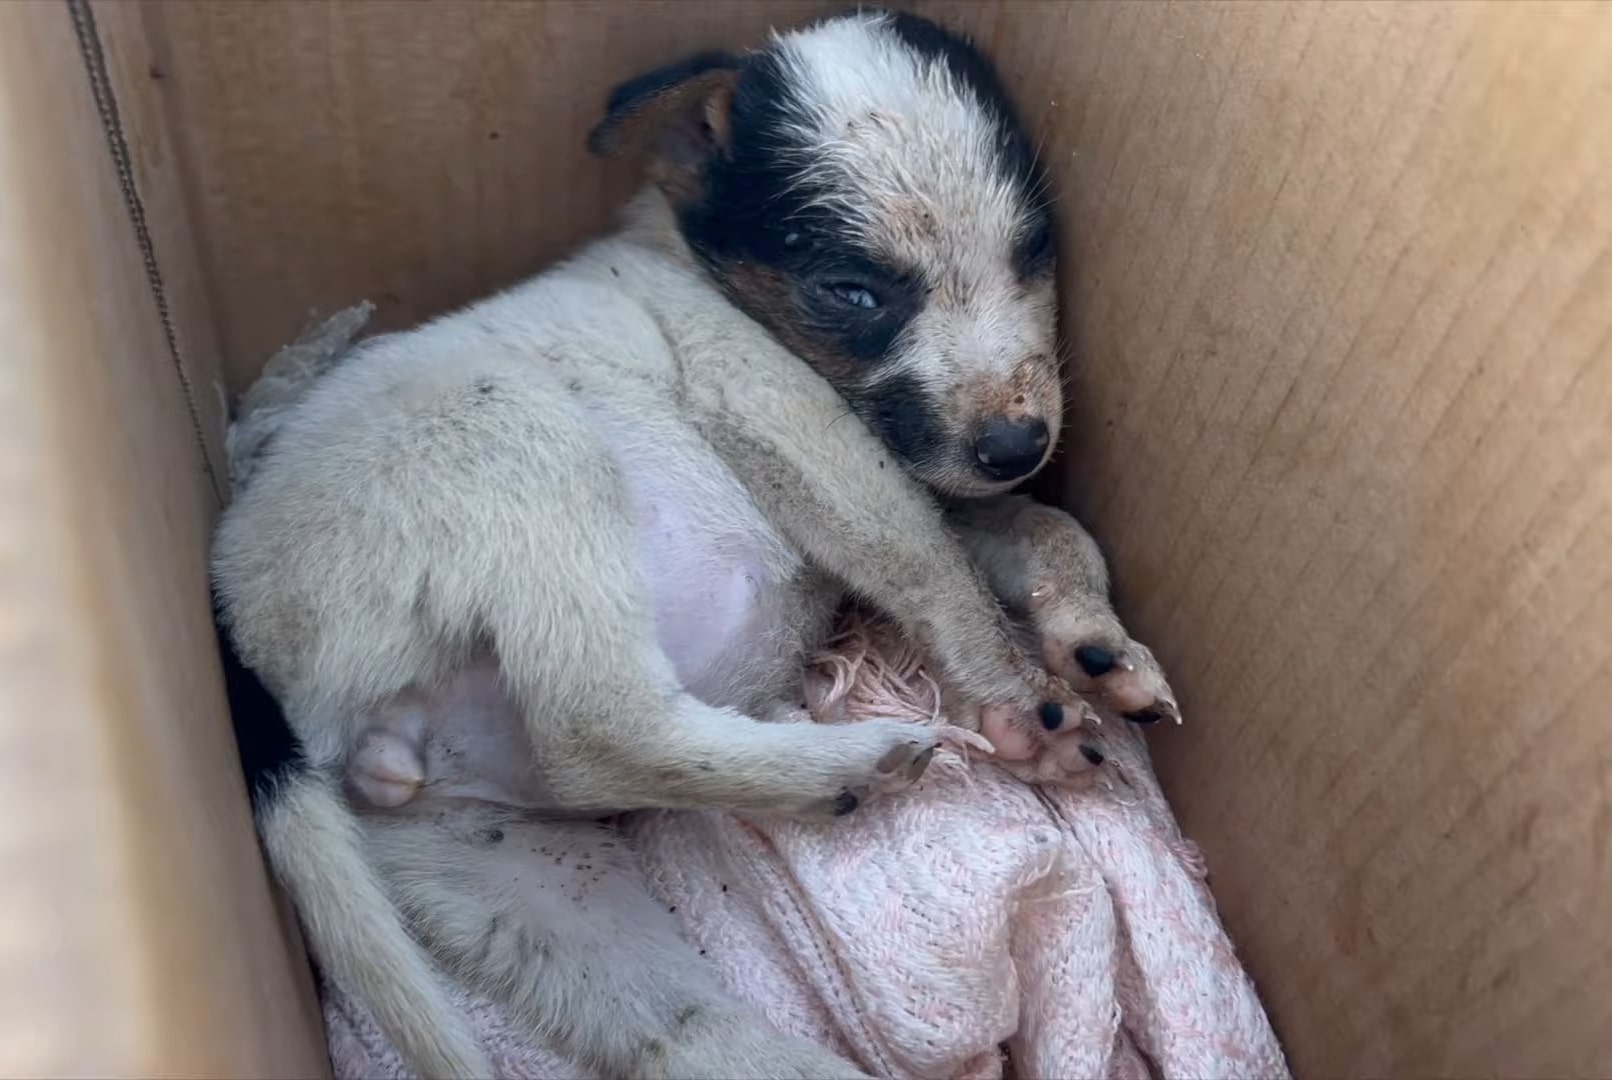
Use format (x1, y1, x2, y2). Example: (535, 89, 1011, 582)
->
(212, 10, 1173, 1078)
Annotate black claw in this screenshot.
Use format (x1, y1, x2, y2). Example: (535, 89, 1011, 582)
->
(1074, 644, 1118, 677)
(1038, 701, 1065, 731)
(906, 746, 936, 781)
(1124, 707, 1163, 725)
(833, 790, 860, 816)
(1079, 744, 1106, 766)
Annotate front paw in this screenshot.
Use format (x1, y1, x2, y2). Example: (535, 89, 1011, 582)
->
(942, 687, 1112, 787)
(1039, 628, 1181, 726)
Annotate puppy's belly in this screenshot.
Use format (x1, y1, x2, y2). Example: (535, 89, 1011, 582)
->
(593, 404, 810, 709)
(633, 484, 805, 706)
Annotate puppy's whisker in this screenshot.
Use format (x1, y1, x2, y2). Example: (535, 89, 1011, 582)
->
(1030, 126, 1053, 178)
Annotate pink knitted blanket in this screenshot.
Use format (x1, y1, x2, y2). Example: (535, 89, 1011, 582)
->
(322, 613, 1287, 1079)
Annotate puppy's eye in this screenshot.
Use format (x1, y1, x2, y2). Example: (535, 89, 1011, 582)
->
(1025, 223, 1053, 262)
(826, 282, 880, 310)
(783, 231, 806, 249)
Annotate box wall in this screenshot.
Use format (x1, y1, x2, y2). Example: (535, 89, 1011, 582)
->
(33, 0, 1612, 1075)
(142, 0, 851, 395)
(917, 1, 1612, 1073)
(0, 2, 326, 1075)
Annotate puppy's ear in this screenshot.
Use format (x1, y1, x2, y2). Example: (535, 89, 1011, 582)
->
(587, 52, 742, 199)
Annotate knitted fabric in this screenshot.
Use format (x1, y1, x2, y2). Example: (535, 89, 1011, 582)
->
(322, 612, 1288, 1079)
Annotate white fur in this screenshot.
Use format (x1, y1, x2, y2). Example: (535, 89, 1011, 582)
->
(776, 15, 1028, 257)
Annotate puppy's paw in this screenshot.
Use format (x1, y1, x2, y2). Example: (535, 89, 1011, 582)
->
(975, 695, 1113, 787)
(934, 668, 1109, 785)
(1038, 627, 1181, 726)
(798, 720, 940, 819)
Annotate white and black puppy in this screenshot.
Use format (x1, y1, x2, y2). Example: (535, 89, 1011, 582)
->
(213, 10, 1175, 1079)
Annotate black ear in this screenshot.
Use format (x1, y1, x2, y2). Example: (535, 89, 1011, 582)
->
(587, 51, 743, 194)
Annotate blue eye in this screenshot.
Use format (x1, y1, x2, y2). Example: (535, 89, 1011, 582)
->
(828, 283, 880, 309)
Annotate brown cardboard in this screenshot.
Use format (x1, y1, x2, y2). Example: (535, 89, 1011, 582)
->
(0, 2, 325, 1075)
(91, 0, 232, 494)
(139, 0, 847, 394)
(2, 0, 1609, 1076)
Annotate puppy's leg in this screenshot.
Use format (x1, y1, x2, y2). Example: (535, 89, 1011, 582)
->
(512, 665, 937, 819)
(347, 653, 936, 819)
(693, 392, 1101, 769)
(366, 807, 868, 1079)
(477, 512, 937, 817)
(945, 494, 1180, 725)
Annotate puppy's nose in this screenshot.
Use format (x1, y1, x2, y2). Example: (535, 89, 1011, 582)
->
(974, 417, 1050, 481)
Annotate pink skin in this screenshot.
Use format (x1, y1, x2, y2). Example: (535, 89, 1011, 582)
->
(979, 693, 1111, 783)
(350, 729, 424, 808)
(980, 705, 1040, 762)
(344, 657, 561, 812)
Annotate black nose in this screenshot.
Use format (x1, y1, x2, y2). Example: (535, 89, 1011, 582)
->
(973, 417, 1050, 482)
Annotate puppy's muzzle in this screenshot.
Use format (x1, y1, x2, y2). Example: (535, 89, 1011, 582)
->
(973, 416, 1050, 482)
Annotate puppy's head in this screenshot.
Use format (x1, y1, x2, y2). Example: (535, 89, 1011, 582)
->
(591, 10, 1061, 496)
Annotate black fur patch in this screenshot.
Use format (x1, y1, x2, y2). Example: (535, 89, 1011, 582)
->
(680, 49, 885, 290)
(587, 51, 741, 156)
(212, 587, 306, 809)
(844, 372, 946, 473)
(677, 45, 794, 238)
(788, 251, 924, 364)
(1013, 215, 1057, 281)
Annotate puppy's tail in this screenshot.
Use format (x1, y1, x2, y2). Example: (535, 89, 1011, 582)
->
(214, 601, 490, 1079)
(226, 302, 374, 490)
(218, 307, 484, 1075)
(258, 773, 492, 1079)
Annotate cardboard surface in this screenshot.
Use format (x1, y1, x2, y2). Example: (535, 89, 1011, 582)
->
(0, 2, 325, 1076)
(141, 0, 846, 393)
(6, 0, 1609, 1075)
(91, 0, 232, 497)
(914, 1, 1612, 1074)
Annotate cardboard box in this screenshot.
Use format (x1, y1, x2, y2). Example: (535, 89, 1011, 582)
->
(2, 0, 1608, 1074)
